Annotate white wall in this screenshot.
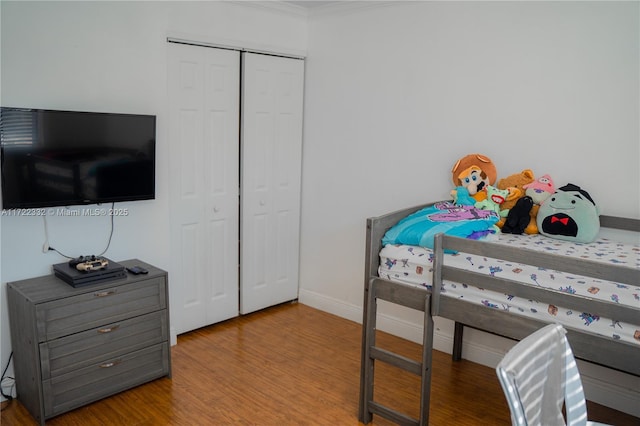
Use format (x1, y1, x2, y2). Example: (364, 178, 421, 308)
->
(298, 0, 639, 416)
(0, 0, 307, 399)
(1, 0, 639, 416)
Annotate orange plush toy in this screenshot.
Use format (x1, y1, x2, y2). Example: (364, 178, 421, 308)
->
(450, 154, 498, 202)
(495, 169, 539, 234)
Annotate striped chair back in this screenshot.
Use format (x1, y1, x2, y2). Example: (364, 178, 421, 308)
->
(496, 324, 605, 426)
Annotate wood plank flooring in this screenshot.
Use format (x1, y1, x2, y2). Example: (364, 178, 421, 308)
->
(1, 302, 638, 425)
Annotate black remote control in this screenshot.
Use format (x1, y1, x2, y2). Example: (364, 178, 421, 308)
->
(126, 266, 148, 275)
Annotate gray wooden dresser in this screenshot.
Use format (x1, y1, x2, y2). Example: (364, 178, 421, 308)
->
(6, 259, 171, 425)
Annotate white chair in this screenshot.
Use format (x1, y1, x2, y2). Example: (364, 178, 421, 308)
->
(496, 324, 610, 426)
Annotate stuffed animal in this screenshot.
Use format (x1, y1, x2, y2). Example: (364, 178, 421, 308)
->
(523, 174, 555, 205)
(475, 185, 510, 215)
(451, 154, 497, 202)
(495, 169, 535, 214)
(450, 186, 476, 206)
(537, 183, 600, 243)
(494, 169, 539, 233)
(520, 174, 555, 234)
(502, 196, 534, 234)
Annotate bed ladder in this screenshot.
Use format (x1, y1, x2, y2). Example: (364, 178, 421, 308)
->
(359, 278, 435, 426)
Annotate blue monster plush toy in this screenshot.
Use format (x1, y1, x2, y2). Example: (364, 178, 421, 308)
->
(536, 183, 600, 243)
(450, 186, 477, 206)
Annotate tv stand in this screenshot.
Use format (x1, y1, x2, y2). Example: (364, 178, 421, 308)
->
(6, 259, 171, 425)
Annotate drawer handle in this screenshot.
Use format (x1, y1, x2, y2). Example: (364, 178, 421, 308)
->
(97, 325, 120, 334)
(94, 290, 116, 297)
(99, 360, 122, 369)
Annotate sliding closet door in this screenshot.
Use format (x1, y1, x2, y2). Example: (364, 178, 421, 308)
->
(240, 52, 304, 314)
(168, 43, 240, 333)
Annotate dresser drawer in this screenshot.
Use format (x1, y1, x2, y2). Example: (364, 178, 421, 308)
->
(42, 342, 170, 417)
(39, 310, 168, 379)
(35, 277, 166, 341)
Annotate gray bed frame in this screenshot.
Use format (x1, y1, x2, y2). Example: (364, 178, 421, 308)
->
(359, 202, 640, 426)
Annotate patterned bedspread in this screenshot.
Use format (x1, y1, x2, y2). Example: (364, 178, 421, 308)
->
(378, 233, 640, 345)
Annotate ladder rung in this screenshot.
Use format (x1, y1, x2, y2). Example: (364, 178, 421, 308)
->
(370, 346, 422, 376)
(359, 278, 433, 425)
(369, 401, 420, 426)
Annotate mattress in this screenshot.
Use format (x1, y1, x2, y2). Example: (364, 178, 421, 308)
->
(378, 233, 640, 345)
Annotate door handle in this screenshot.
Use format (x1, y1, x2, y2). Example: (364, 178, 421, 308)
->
(99, 359, 122, 368)
(97, 325, 120, 334)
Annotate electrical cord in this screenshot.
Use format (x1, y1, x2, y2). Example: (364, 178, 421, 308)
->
(43, 213, 74, 258)
(1, 352, 14, 402)
(44, 202, 116, 258)
(98, 202, 116, 257)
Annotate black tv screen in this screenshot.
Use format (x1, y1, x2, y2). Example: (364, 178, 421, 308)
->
(1, 107, 156, 209)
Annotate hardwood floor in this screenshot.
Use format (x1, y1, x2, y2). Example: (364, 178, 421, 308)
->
(1, 302, 638, 425)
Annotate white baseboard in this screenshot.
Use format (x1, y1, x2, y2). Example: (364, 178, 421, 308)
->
(298, 288, 640, 418)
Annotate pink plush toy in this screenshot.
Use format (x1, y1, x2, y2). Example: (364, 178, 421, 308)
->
(523, 174, 555, 205)
(520, 174, 555, 234)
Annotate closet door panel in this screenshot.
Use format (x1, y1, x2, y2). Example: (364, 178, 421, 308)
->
(241, 53, 304, 314)
(168, 44, 240, 334)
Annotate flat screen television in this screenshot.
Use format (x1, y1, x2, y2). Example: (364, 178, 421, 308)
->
(0, 107, 156, 209)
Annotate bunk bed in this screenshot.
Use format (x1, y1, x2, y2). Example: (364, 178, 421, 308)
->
(359, 202, 640, 426)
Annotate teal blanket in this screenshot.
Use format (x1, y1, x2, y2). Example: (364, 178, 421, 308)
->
(382, 202, 499, 249)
